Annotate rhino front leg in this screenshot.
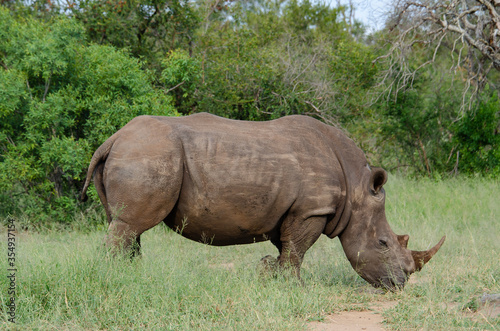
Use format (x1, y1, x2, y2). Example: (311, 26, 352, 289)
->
(277, 216, 327, 279)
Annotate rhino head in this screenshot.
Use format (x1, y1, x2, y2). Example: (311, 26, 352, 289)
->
(338, 166, 445, 290)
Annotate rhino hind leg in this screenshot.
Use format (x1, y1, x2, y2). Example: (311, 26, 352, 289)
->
(106, 219, 142, 257)
(102, 150, 183, 257)
(276, 216, 327, 279)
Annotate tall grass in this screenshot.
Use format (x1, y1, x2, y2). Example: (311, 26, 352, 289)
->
(1, 176, 499, 330)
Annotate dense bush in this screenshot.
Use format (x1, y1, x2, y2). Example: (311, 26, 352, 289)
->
(454, 93, 500, 176)
(186, 0, 371, 121)
(0, 8, 177, 222)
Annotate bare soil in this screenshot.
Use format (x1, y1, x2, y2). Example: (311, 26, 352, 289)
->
(308, 295, 500, 331)
(308, 301, 397, 331)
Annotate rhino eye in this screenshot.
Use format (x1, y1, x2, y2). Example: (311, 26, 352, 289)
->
(379, 239, 388, 248)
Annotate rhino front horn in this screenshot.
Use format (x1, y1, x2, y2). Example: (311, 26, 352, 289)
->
(411, 236, 446, 271)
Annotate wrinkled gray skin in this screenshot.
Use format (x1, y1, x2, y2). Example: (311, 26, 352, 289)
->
(81, 113, 445, 290)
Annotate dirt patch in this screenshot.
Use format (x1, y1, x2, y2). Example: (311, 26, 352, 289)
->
(308, 310, 385, 331)
(308, 301, 397, 331)
(478, 303, 500, 320)
(439, 293, 500, 327)
(479, 293, 500, 319)
(466, 293, 500, 326)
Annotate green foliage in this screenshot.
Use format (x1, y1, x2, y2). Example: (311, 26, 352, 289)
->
(368, 21, 500, 177)
(0, 8, 177, 222)
(281, 0, 345, 36)
(182, 0, 371, 121)
(329, 41, 378, 92)
(454, 93, 500, 176)
(70, 0, 199, 70)
(373, 60, 499, 178)
(377, 86, 450, 176)
(193, 20, 285, 120)
(161, 49, 202, 114)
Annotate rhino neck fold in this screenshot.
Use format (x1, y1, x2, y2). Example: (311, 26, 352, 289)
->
(324, 191, 351, 239)
(323, 149, 352, 239)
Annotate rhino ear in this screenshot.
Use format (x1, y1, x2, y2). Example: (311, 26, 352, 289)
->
(370, 167, 388, 194)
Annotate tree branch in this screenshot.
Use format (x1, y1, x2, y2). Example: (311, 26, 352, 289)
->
(376, 0, 500, 110)
(164, 81, 185, 93)
(43, 70, 52, 102)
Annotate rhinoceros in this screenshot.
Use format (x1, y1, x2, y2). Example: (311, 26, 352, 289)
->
(81, 113, 445, 289)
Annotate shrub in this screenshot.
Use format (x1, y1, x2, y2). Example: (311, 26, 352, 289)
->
(0, 9, 178, 223)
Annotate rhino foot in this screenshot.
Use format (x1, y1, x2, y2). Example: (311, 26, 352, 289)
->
(257, 255, 279, 277)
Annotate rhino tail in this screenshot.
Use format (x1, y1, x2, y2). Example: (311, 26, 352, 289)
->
(80, 135, 117, 202)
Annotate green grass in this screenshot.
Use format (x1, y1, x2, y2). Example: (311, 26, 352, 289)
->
(1, 176, 499, 330)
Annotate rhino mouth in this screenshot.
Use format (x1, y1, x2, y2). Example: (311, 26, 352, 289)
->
(374, 274, 409, 291)
(360, 270, 409, 291)
(358, 264, 409, 291)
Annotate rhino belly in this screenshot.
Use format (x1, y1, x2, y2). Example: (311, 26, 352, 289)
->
(164, 161, 298, 245)
(167, 212, 280, 246)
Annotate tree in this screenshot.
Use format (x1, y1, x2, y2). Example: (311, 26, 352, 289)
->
(370, 35, 499, 177)
(454, 91, 500, 175)
(377, 0, 500, 109)
(373, 75, 461, 177)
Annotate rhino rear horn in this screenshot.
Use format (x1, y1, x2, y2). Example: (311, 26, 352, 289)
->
(411, 236, 446, 271)
(397, 234, 409, 249)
